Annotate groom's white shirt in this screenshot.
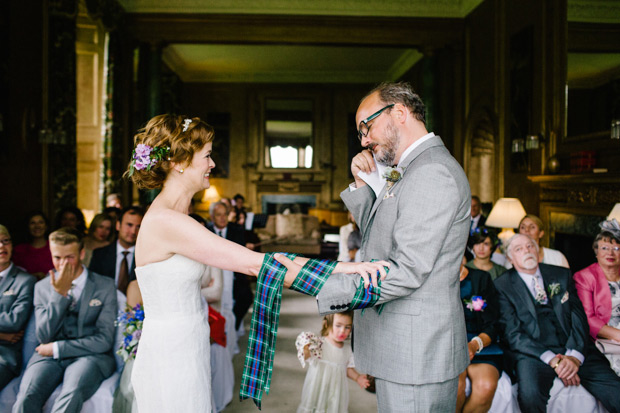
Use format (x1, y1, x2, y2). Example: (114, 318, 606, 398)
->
(353, 132, 435, 196)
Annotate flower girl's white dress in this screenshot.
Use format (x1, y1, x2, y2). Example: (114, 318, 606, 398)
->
(132, 254, 212, 412)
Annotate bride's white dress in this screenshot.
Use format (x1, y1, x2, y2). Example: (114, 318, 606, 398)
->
(132, 254, 212, 412)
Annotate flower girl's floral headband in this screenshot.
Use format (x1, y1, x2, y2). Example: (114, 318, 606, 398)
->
(127, 118, 192, 176)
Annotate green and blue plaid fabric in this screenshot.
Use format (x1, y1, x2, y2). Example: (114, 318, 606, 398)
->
(239, 252, 297, 409)
(240, 254, 388, 408)
(289, 259, 337, 296)
(350, 260, 388, 314)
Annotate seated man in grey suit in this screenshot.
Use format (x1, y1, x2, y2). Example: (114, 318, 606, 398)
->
(13, 227, 117, 413)
(495, 233, 620, 413)
(0, 224, 35, 390)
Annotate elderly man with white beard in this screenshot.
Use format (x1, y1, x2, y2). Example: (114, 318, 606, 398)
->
(494, 233, 620, 413)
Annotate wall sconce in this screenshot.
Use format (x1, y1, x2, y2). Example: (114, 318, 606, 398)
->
(485, 197, 527, 246)
(525, 134, 540, 150)
(611, 119, 620, 140)
(511, 139, 525, 153)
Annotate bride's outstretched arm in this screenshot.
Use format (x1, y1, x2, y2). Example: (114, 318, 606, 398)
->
(139, 208, 388, 288)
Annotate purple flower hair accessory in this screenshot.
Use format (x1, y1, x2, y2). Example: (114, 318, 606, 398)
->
(128, 144, 171, 176)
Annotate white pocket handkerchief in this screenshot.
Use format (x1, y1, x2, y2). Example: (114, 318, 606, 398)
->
(561, 291, 569, 304)
(2, 289, 16, 296)
(89, 298, 102, 307)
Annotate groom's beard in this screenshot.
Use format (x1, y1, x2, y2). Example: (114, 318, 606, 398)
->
(373, 120, 400, 166)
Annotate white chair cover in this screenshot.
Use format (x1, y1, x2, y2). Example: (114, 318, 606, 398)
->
(466, 372, 609, 413)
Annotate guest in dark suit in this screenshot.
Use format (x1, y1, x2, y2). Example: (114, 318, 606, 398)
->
(470, 195, 486, 234)
(208, 201, 253, 331)
(13, 227, 117, 413)
(0, 225, 35, 390)
(495, 233, 620, 413)
(89, 206, 144, 294)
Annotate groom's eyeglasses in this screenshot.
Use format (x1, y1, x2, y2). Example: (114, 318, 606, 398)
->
(357, 104, 394, 141)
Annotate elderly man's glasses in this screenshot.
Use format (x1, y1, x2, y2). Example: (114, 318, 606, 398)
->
(0, 238, 11, 246)
(357, 104, 394, 141)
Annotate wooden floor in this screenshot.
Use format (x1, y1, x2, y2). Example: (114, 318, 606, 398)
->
(224, 288, 378, 412)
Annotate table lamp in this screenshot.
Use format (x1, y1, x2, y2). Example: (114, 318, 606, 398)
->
(608, 203, 620, 222)
(485, 198, 527, 245)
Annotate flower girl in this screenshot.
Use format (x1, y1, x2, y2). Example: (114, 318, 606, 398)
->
(295, 311, 369, 413)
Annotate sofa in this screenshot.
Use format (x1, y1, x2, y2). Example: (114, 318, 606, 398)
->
(256, 213, 322, 255)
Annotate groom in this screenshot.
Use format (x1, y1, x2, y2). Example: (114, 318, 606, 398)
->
(316, 82, 470, 412)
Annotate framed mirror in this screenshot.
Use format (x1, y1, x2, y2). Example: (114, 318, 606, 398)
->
(263, 98, 314, 168)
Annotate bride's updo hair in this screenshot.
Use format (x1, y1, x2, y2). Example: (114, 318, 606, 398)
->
(126, 114, 214, 189)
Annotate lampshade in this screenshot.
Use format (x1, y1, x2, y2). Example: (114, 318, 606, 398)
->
(608, 203, 620, 221)
(485, 198, 527, 247)
(485, 198, 527, 229)
(202, 186, 220, 203)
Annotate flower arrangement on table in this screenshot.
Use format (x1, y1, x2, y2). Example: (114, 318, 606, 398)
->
(116, 304, 145, 362)
(464, 295, 487, 312)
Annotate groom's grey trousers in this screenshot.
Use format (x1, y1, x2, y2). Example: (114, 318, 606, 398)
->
(376, 376, 459, 413)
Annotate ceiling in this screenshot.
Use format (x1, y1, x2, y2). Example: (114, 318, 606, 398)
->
(567, 53, 620, 88)
(117, 0, 620, 84)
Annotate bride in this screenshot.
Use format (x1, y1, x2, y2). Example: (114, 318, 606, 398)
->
(127, 114, 387, 412)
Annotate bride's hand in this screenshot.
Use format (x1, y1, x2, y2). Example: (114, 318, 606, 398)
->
(335, 260, 389, 289)
(273, 254, 302, 288)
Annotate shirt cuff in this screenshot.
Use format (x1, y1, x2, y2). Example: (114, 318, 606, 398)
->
(349, 183, 357, 192)
(53, 342, 59, 359)
(540, 350, 556, 365)
(565, 349, 585, 364)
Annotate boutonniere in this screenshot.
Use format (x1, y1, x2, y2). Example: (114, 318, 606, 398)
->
(382, 166, 404, 199)
(89, 298, 102, 307)
(2, 289, 16, 296)
(547, 283, 561, 299)
(464, 295, 487, 312)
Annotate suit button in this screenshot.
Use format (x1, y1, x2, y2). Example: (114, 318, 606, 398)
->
(330, 305, 336, 310)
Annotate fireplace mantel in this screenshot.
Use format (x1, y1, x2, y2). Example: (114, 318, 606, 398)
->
(528, 173, 620, 208)
(527, 173, 620, 269)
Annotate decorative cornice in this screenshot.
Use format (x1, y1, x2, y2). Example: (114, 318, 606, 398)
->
(118, 0, 484, 18)
(568, 1, 620, 23)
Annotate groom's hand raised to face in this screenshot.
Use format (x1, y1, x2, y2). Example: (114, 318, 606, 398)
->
(351, 149, 375, 188)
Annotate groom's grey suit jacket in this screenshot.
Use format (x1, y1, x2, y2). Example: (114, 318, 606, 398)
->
(28, 269, 116, 376)
(317, 135, 470, 385)
(0, 264, 35, 374)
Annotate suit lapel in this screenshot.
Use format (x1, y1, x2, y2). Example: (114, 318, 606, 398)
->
(0, 266, 15, 294)
(509, 271, 537, 321)
(365, 136, 444, 227)
(77, 272, 95, 337)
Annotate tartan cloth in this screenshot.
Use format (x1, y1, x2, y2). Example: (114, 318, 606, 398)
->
(350, 260, 388, 314)
(240, 254, 388, 408)
(239, 252, 297, 409)
(289, 259, 337, 296)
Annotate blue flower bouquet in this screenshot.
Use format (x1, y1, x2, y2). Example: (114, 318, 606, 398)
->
(116, 304, 145, 362)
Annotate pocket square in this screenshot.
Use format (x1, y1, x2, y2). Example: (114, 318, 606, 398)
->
(2, 289, 16, 296)
(561, 291, 569, 304)
(89, 299, 102, 307)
